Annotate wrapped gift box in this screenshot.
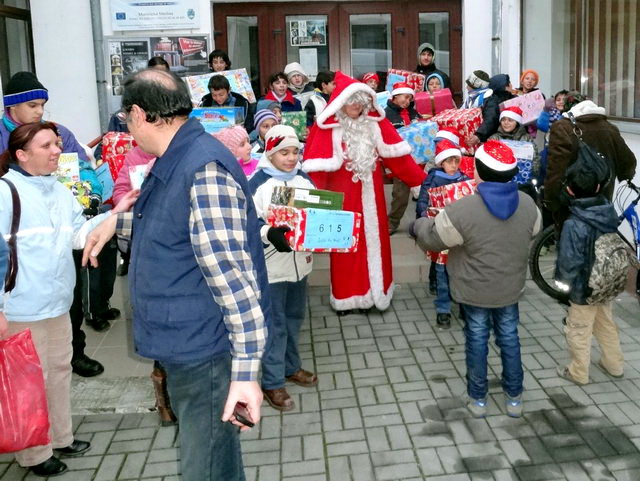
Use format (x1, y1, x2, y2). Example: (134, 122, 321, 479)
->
(376, 91, 391, 108)
(431, 108, 483, 142)
(385, 69, 426, 93)
(281, 111, 307, 140)
(426, 179, 476, 264)
(414, 89, 456, 117)
(101, 132, 136, 166)
(500, 90, 545, 125)
(397, 121, 438, 165)
(189, 107, 242, 133)
(267, 205, 362, 253)
(500, 139, 535, 184)
(183, 68, 256, 105)
(459, 156, 475, 179)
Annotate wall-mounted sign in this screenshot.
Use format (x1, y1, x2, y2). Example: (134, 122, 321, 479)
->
(289, 20, 326, 47)
(110, 0, 199, 31)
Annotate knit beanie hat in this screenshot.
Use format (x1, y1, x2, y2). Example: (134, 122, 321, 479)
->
(254, 109, 279, 130)
(435, 127, 462, 146)
(391, 82, 414, 98)
(212, 125, 249, 158)
(426, 73, 445, 89)
(264, 125, 300, 157)
(499, 106, 523, 124)
(3, 71, 49, 108)
(255, 99, 281, 113)
(466, 70, 490, 89)
(434, 139, 461, 166)
(474, 140, 518, 182)
(519, 69, 539, 87)
(362, 72, 380, 84)
(417, 42, 436, 63)
(284, 62, 309, 84)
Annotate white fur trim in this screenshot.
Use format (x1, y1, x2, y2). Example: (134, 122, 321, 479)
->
(500, 110, 523, 124)
(317, 82, 385, 127)
(436, 130, 460, 145)
(435, 148, 461, 166)
(392, 87, 414, 97)
(475, 144, 516, 172)
(373, 125, 412, 158)
(301, 127, 345, 173)
(562, 100, 606, 118)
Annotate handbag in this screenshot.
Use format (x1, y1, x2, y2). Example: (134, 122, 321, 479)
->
(0, 177, 20, 292)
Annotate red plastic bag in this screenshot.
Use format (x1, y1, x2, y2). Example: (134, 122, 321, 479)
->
(0, 329, 50, 453)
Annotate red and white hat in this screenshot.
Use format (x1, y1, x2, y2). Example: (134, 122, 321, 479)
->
(435, 126, 462, 146)
(474, 140, 518, 182)
(499, 106, 523, 124)
(391, 82, 414, 97)
(434, 139, 461, 165)
(362, 72, 380, 84)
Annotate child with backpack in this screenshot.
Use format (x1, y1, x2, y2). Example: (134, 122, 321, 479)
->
(554, 162, 627, 385)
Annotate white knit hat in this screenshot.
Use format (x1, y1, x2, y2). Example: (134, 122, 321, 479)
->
(264, 125, 300, 156)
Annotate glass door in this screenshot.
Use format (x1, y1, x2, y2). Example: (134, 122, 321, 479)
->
(349, 14, 392, 82)
(226, 16, 260, 95)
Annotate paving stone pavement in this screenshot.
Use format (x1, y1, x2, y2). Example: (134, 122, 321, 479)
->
(1, 281, 639, 481)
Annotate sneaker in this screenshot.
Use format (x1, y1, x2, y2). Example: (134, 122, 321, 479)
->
(467, 398, 487, 418)
(436, 313, 451, 329)
(556, 365, 587, 385)
(505, 395, 523, 417)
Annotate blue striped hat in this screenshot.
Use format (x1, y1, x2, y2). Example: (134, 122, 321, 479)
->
(3, 72, 48, 108)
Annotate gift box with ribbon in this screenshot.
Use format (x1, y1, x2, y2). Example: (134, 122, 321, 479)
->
(500, 90, 545, 125)
(414, 89, 456, 117)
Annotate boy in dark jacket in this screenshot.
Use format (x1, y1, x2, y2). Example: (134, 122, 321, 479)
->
(415, 140, 469, 329)
(554, 163, 624, 385)
(200, 74, 254, 131)
(386, 82, 420, 234)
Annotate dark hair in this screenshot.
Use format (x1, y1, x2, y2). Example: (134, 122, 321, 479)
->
(0, 121, 59, 173)
(121, 68, 193, 123)
(268, 72, 288, 87)
(208, 49, 231, 70)
(148, 56, 170, 70)
(315, 71, 335, 90)
(207, 74, 230, 91)
(554, 89, 569, 99)
(566, 161, 600, 198)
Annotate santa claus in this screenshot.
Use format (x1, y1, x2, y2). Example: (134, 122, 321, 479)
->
(302, 71, 426, 313)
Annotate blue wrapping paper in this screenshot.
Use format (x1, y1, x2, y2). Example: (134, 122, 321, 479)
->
(397, 121, 438, 164)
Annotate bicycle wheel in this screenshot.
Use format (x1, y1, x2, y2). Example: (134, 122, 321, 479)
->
(529, 225, 569, 303)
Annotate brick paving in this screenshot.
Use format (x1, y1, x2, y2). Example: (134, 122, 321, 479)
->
(1, 280, 640, 481)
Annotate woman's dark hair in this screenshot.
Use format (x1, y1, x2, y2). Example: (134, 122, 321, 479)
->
(148, 56, 170, 70)
(0, 121, 59, 173)
(554, 89, 569, 99)
(207, 74, 231, 91)
(208, 49, 231, 70)
(268, 72, 288, 87)
(122, 68, 193, 123)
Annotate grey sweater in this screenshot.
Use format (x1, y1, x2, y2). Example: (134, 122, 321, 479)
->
(414, 182, 541, 308)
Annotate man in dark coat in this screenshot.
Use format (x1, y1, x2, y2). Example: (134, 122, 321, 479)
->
(468, 74, 515, 146)
(200, 74, 254, 131)
(415, 43, 451, 90)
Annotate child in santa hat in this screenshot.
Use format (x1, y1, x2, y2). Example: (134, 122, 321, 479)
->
(414, 139, 542, 419)
(361, 72, 380, 91)
(415, 140, 470, 329)
(248, 125, 317, 411)
(385, 82, 421, 234)
(302, 71, 426, 314)
(212, 125, 256, 177)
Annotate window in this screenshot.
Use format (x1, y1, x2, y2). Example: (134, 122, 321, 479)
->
(0, 0, 34, 94)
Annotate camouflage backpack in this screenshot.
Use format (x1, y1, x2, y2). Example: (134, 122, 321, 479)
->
(586, 232, 629, 305)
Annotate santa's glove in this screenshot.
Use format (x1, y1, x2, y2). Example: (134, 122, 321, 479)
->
(267, 226, 293, 252)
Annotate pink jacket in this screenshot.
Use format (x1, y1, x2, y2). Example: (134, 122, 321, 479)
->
(112, 146, 156, 204)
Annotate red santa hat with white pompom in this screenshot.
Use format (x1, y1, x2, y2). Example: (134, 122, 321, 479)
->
(434, 139, 461, 166)
(474, 139, 519, 182)
(499, 106, 524, 124)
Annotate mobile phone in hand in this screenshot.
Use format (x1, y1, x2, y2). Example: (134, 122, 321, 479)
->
(233, 402, 254, 428)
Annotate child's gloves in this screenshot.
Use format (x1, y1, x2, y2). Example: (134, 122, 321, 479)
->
(267, 226, 293, 252)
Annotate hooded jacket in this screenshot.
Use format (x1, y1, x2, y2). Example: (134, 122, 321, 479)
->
(545, 101, 637, 214)
(415, 43, 451, 89)
(475, 74, 516, 142)
(554, 196, 619, 305)
(414, 181, 541, 307)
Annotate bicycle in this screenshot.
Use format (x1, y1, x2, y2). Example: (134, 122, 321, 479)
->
(529, 180, 640, 303)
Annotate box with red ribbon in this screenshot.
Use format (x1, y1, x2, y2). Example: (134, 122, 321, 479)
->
(426, 179, 476, 264)
(385, 69, 426, 93)
(101, 132, 137, 181)
(266, 205, 362, 253)
(414, 89, 456, 117)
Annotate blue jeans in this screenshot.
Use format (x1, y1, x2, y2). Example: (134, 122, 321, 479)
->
(462, 303, 523, 400)
(261, 278, 308, 390)
(434, 263, 451, 314)
(163, 353, 245, 481)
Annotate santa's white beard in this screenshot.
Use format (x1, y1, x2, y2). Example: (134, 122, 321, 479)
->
(337, 112, 378, 183)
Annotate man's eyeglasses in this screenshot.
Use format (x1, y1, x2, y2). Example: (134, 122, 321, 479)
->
(116, 109, 131, 123)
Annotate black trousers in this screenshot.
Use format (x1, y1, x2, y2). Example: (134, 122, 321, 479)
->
(69, 237, 118, 358)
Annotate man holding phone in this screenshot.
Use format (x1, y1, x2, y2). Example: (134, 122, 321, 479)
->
(84, 68, 270, 481)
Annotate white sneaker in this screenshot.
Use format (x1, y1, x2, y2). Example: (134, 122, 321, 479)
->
(505, 395, 523, 417)
(467, 398, 487, 418)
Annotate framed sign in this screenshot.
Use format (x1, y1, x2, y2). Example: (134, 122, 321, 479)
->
(110, 0, 199, 31)
(289, 19, 326, 47)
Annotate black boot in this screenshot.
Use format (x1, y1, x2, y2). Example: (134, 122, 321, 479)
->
(29, 456, 67, 477)
(436, 313, 451, 329)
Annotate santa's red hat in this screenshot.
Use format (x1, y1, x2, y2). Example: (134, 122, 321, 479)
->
(499, 106, 523, 124)
(474, 140, 518, 182)
(435, 126, 462, 146)
(391, 82, 414, 98)
(316, 71, 385, 128)
(434, 139, 461, 166)
(362, 72, 380, 84)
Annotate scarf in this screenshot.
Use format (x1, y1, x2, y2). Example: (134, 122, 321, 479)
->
(2, 111, 19, 133)
(260, 160, 300, 181)
(400, 108, 410, 126)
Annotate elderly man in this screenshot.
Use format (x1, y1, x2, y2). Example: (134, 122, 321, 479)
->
(84, 68, 270, 481)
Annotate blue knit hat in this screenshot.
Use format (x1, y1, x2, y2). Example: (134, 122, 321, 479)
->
(253, 109, 279, 130)
(3, 72, 48, 108)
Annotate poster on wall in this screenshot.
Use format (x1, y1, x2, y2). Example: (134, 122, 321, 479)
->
(150, 36, 209, 75)
(110, 0, 199, 31)
(289, 20, 326, 47)
(121, 41, 150, 76)
(108, 42, 125, 96)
